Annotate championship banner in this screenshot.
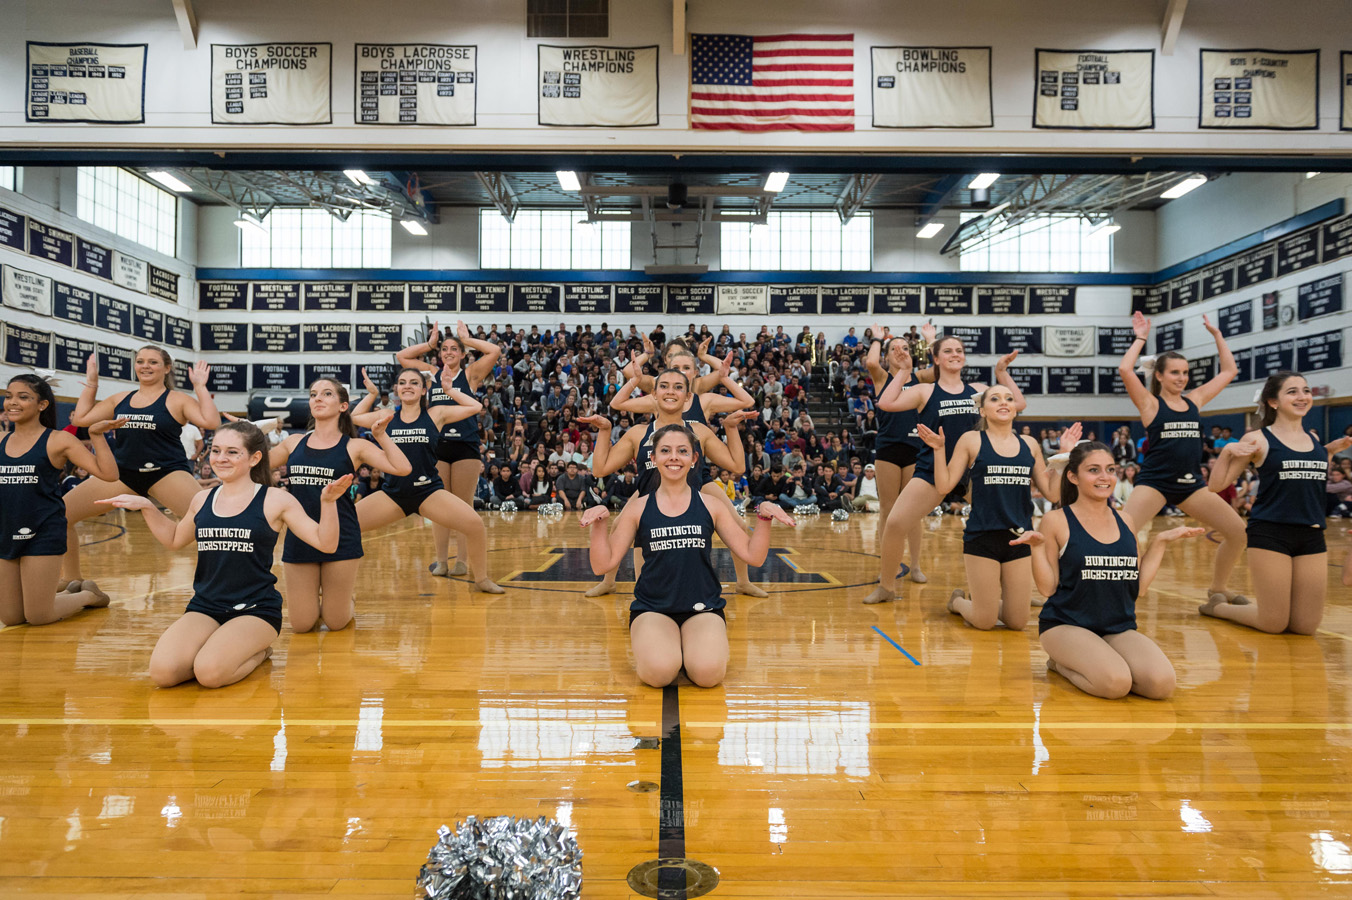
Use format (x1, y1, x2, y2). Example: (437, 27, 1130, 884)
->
(538, 45, 658, 127)
(2, 265, 52, 316)
(716, 285, 768, 315)
(1044, 325, 1093, 357)
(26, 42, 146, 123)
(870, 47, 991, 128)
(1199, 49, 1318, 129)
(113, 251, 147, 293)
(1342, 52, 1351, 131)
(211, 43, 331, 125)
(355, 44, 476, 126)
(1033, 49, 1154, 129)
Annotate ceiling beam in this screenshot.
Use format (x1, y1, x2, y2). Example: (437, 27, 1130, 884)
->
(170, 0, 198, 50)
(475, 171, 519, 222)
(1160, 0, 1188, 56)
(834, 173, 881, 223)
(916, 173, 966, 226)
(672, 0, 686, 56)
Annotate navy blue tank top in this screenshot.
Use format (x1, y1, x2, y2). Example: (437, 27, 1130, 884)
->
(382, 408, 442, 495)
(1249, 428, 1327, 529)
(632, 490, 724, 616)
(916, 381, 979, 473)
(1137, 397, 1204, 489)
(0, 430, 65, 539)
(283, 433, 362, 558)
(192, 484, 282, 609)
(112, 389, 186, 471)
(429, 368, 479, 444)
(965, 432, 1035, 537)
(1039, 506, 1138, 636)
(875, 372, 921, 449)
(683, 394, 713, 483)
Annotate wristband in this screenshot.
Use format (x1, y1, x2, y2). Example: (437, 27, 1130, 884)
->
(1133, 337, 1147, 343)
(757, 512, 775, 521)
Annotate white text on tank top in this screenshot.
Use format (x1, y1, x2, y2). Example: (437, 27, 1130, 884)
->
(936, 397, 976, 418)
(1080, 554, 1137, 581)
(646, 523, 708, 551)
(983, 464, 1030, 487)
(288, 464, 335, 486)
(198, 527, 256, 553)
(1274, 459, 1328, 481)
(1160, 421, 1199, 440)
(0, 464, 39, 485)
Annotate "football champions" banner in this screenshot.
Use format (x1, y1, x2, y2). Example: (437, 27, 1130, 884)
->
(870, 46, 991, 128)
(1033, 49, 1154, 129)
(1199, 49, 1319, 129)
(538, 45, 658, 127)
(26, 42, 146, 123)
(211, 43, 332, 124)
(354, 44, 476, 125)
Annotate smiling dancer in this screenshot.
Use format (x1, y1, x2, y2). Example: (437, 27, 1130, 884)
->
(1013, 442, 1204, 700)
(101, 421, 349, 688)
(396, 320, 501, 578)
(863, 335, 1024, 604)
(1, 375, 123, 626)
(580, 423, 795, 688)
(1118, 311, 1247, 605)
(63, 348, 221, 585)
(1200, 371, 1352, 634)
(917, 388, 1079, 631)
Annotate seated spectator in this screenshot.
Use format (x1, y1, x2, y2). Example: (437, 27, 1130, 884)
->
(1328, 467, 1352, 517)
(524, 463, 554, 509)
(604, 468, 639, 509)
(851, 463, 880, 511)
(492, 464, 525, 509)
(61, 465, 90, 496)
(555, 461, 595, 510)
(815, 462, 845, 510)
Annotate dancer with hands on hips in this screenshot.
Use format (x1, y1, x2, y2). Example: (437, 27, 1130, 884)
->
(99, 422, 350, 688)
(580, 423, 794, 689)
(1013, 442, 1204, 700)
(1118, 310, 1246, 605)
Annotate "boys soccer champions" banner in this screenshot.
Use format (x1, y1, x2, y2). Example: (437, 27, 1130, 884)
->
(1199, 49, 1319, 129)
(870, 46, 992, 128)
(537, 45, 658, 127)
(211, 42, 332, 125)
(354, 44, 476, 125)
(1033, 49, 1154, 129)
(26, 42, 147, 123)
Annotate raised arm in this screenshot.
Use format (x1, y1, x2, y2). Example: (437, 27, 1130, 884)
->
(709, 498, 795, 566)
(352, 410, 412, 476)
(427, 387, 483, 428)
(71, 353, 122, 426)
(457, 320, 502, 384)
(863, 323, 889, 385)
(1186, 315, 1238, 409)
(1138, 526, 1206, 593)
(877, 376, 928, 413)
(52, 419, 125, 483)
(1209, 431, 1263, 492)
(991, 351, 1028, 412)
(582, 415, 636, 478)
(696, 420, 743, 475)
(927, 428, 976, 498)
(99, 490, 204, 549)
(395, 321, 441, 372)
(580, 501, 643, 574)
(1118, 311, 1158, 416)
(174, 361, 222, 430)
(608, 371, 650, 413)
(1030, 423, 1081, 503)
(271, 477, 350, 553)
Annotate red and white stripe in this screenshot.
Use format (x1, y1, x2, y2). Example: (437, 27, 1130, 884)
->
(691, 33, 855, 132)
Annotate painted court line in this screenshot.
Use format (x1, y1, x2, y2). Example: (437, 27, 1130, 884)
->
(871, 625, 920, 665)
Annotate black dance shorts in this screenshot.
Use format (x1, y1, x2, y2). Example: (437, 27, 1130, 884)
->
(117, 459, 193, 497)
(962, 529, 1033, 564)
(629, 607, 728, 629)
(1246, 520, 1326, 558)
(874, 442, 919, 471)
(435, 439, 481, 466)
(186, 595, 283, 634)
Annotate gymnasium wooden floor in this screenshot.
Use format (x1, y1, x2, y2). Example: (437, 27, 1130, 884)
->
(2, 509, 1351, 898)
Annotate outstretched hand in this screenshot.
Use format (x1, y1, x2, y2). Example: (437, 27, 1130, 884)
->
(457, 320, 471, 341)
(995, 350, 1019, 371)
(86, 417, 129, 436)
(368, 410, 394, 437)
(577, 414, 611, 433)
(1325, 435, 1352, 455)
(189, 360, 211, 388)
(320, 474, 355, 502)
(1201, 314, 1221, 337)
(1131, 310, 1151, 340)
(723, 410, 759, 429)
(579, 506, 610, 528)
(83, 352, 99, 387)
(1057, 422, 1083, 455)
(1009, 530, 1044, 548)
(97, 494, 155, 511)
(1230, 432, 1263, 458)
(362, 366, 379, 397)
(1157, 525, 1207, 543)
(915, 423, 945, 452)
(718, 351, 733, 379)
(756, 502, 797, 527)
(920, 321, 937, 344)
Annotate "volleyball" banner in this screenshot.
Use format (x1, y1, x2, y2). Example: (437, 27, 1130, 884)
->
(211, 43, 331, 125)
(870, 47, 991, 128)
(538, 45, 658, 127)
(1199, 49, 1318, 129)
(1033, 49, 1154, 130)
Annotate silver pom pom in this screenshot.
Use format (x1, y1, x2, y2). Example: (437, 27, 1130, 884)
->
(538, 502, 565, 516)
(499, 501, 517, 513)
(733, 501, 747, 516)
(793, 503, 820, 516)
(832, 509, 850, 521)
(416, 816, 583, 900)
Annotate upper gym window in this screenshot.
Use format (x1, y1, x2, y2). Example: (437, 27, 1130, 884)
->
(958, 213, 1111, 273)
(527, 0, 608, 38)
(75, 167, 178, 258)
(0, 167, 14, 192)
(721, 211, 873, 272)
(239, 208, 392, 269)
(479, 209, 630, 269)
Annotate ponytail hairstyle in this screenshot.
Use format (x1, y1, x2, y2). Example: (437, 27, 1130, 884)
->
(307, 378, 356, 437)
(656, 367, 691, 395)
(1256, 370, 1305, 429)
(137, 345, 174, 389)
(215, 420, 274, 487)
(397, 367, 431, 410)
(7, 374, 57, 429)
(652, 422, 700, 460)
(1148, 351, 1189, 396)
(1058, 440, 1113, 507)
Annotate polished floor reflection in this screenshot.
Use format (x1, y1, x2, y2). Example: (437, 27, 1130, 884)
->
(1, 509, 1350, 897)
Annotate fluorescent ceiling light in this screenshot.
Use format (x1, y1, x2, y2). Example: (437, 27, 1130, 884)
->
(1161, 175, 1207, 199)
(145, 171, 192, 193)
(980, 201, 1010, 218)
(233, 214, 267, 235)
(400, 219, 428, 236)
(556, 170, 581, 191)
(764, 171, 790, 193)
(967, 173, 1000, 190)
(1089, 221, 1121, 239)
(343, 169, 374, 186)
(916, 222, 944, 239)
(1306, 171, 1321, 179)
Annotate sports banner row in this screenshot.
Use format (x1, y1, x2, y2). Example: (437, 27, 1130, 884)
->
(197, 280, 1076, 316)
(23, 41, 1352, 131)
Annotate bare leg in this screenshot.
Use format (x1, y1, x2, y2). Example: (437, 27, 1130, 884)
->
(900, 465, 926, 582)
(191, 616, 279, 689)
(1179, 488, 1248, 598)
(447, 458, 483, 575)
(701, 482, 766, 597)
(1039, 625, 1134, 699)
(418, 491, 502, 593)
(61, 475, 129, 583)
(1121, 484, 1167, 540)
(284, 562, 322, 633)
(951, 554, 1003, 630)
(356, 491, 409, 533)
(629, 612, 683, 687)
(1102, 630, 1176, 700)
(315, 559, 361, 631)
(875, 459, 926, 583)
(1199, 548, 1322, 634)
(149, 612, 221, 688)
(681, 613, 730, 687)
(865, 476, 940, 603)
(0, 559, 21, 626)
(15, 556, 108, 626)
(1286, 553, 1329, 635)
(587, 491, 641, 597)
(431, 460, 454, 573)
(998, 557, 1033, 632)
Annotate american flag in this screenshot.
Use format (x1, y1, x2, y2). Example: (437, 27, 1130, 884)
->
(690, 33, 854, 132)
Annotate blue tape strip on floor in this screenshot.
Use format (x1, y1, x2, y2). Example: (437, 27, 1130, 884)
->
(871, 626, 921, 665)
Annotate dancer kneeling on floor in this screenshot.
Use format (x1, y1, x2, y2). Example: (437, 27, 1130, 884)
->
(1013, 442, 1204, 700)
(100, 422, 350, 688)
(580, 424, 795, 688)
(1201, 371, 1352, 634)
(916, 386, 1080, 631)
(1, 375, 124, 626)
